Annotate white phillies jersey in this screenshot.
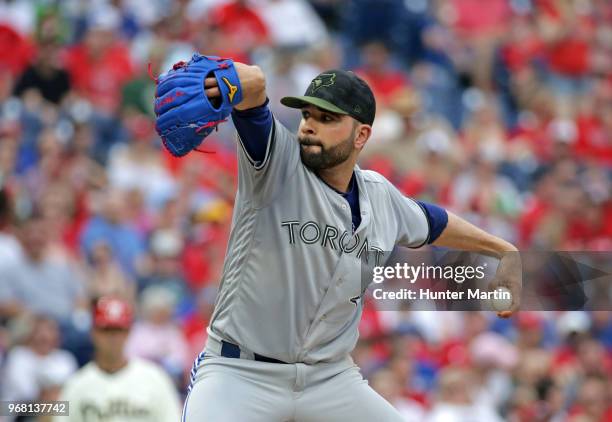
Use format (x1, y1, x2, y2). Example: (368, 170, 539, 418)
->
(208, 118, 430, 364)
(55, 359, 181, 422)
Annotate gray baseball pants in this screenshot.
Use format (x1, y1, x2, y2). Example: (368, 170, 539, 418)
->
(181, 337, 404, 421)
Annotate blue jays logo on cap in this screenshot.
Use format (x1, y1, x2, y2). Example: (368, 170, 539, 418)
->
(310, 73, 336, 92)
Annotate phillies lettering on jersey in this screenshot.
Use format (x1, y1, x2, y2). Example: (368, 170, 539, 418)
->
(80, 400, 151, 420)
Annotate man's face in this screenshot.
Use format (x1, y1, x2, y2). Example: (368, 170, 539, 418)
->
(20, 219, 49, 260)
(92, 327, 129, 360)
(30, 318, 60, 355)
(297, 106, 359, 171)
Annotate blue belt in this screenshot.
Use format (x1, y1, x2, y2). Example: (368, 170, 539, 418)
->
(220, 340, 287, 364)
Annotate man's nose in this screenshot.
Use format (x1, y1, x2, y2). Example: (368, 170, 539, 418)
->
(300, 118, 316, 137)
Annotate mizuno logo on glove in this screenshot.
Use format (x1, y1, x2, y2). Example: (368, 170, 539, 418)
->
(222, 77, 238, 103)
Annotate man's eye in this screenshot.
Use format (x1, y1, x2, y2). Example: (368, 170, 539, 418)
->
(302, 111, 310, 118)
(323, 115, 333, 122)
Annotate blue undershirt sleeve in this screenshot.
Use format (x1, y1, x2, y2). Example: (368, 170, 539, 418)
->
(231, 98, 273, 166)
(416, 201, 449, 243)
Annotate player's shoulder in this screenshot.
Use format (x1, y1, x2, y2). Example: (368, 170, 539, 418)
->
(357, 168, 417, 203)
(357, 168, 392, 186)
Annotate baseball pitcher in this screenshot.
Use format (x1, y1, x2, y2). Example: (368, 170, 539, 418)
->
(153, 55, 521, 421)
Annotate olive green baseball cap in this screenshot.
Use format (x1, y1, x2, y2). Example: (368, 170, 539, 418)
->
(281, 70, 376, 125)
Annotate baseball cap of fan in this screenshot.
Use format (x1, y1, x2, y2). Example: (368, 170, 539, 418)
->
(93, 296, 133, 329)
(281, 70, 376, 125)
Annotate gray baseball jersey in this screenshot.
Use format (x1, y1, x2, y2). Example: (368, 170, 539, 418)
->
(207, 117, 429, 364)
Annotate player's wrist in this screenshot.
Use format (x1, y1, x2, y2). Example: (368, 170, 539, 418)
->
(232, 97, 270, 115)
(234, 64, 267, 111)
(486, 238, 518, 259)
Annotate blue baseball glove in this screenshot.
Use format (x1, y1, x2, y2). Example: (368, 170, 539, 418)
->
(154, 54, 243, 157)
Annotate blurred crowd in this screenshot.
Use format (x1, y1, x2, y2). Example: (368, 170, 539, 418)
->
(0, 0, 611, 421)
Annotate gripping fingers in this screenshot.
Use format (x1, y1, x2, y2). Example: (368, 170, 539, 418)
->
(205, 77, 220, 98)
(205, 87, 221, 98)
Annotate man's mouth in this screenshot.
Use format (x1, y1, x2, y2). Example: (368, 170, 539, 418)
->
(300, 144, 322, 152)
(298, 137, 322, 147)
(299, 138, 322, 147)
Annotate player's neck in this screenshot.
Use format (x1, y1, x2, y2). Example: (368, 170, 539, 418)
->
(317, 160, 356, 193)
(95, 355, 129, 374)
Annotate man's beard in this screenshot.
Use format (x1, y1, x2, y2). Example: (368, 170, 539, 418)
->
(298, 129, 355, 171)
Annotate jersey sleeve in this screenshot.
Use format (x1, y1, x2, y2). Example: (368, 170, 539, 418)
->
(385, 181, 431, 248)
(235, 115, 300, 207)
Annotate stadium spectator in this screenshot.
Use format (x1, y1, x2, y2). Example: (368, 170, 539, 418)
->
(124, 286, 190, 384)
(107, 115, 176, 209)
(370, 368, 425, 421)
(209, 0, 270, 56)
(20, 128, 66, 203)
(13, 37, 71, 106)
(0, 315, 77, 404)
(140, 228, 189, 299)
(469, 332, 517, 409)
(85, 240, 135, 302)
(567, 375, 612, 421)
(356, 41, 410, 107)
(37, 183, 81, 262)
(0, 213, 87, 324)
(426, 366, 504, 422)
(64, 4, 134, 163)
(80, 189, 148, 278)
(65, 5, 133, 114)
(257, 0, 327, 49)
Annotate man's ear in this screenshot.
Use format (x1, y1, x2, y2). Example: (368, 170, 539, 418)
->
(354, 124, 372, 150)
